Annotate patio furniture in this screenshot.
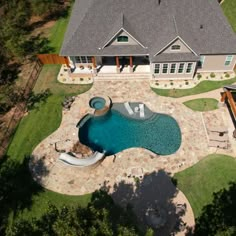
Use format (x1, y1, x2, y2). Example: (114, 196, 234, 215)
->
(207, 126, 228, 133)
(139, 103, 145, 118)
(209, 132, 229, 142)
(208, 140, 228, 149)
(124, 102, 134, 115)
(176, 203, 187, 215)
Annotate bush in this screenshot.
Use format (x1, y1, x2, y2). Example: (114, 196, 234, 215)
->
(210, 72, 216, 78)
(185, 80, 189, 85)
(225, 73, 230, 78)
(170, 80, 174, 86)
(197, 73, 202, 80)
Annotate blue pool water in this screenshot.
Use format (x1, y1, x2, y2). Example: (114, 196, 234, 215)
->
(79, 109, 181, 156)
(89, 97, 106, 110)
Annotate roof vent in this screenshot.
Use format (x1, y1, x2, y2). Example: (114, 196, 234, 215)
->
(200, 24, 203, 29)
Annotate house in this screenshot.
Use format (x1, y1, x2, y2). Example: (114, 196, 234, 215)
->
(60, 0, 236, 80)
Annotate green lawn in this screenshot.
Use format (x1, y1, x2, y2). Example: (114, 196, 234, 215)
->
(5, 64, 92, 220)
(152, 77, 236, 98)
(174, 154, 236, 218)
(47, 5, 72, 53)
(183, 98, 219, 111)
(222, 0, 236, 32)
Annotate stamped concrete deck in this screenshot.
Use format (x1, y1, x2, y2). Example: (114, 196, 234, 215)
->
(31, 80, 235, 234)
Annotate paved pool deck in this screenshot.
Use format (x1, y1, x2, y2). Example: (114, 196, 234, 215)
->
(31, 80, 235, 235)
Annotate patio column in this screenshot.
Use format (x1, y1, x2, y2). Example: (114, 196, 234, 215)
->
(129, 56, 133, 73)
(116, 56, 120, 73)
(92, 56, 97, 74)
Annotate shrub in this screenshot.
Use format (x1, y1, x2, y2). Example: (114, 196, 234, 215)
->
(225, 73, 230, 78)
(170, 80, 174, 86)
(185, 80, 189, 85)
(210, 72, 216, 78)
(80, 78, 84, 81)
(197, 73, 202, 80)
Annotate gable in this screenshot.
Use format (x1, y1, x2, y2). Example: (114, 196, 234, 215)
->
(161, 38, 191, 54)
(155, 36, 197, 56)
(107, 30, 139, 46)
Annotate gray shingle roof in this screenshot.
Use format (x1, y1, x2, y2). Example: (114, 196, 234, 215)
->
(152, 53, 199, 62)
(60, 0, 236, 58)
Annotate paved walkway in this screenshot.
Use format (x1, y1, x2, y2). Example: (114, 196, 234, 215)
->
(30, 80, 235, 235)
(176, 88, 224, 103)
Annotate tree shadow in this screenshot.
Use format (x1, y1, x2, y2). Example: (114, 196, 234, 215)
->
(192, 182, 236, 236)
(28, 5, 70, 32)
(0, 155, 49, 234)
(0, 62, 20, 86)
(26, 89, 52, 111)
(101, 170, 188, 235)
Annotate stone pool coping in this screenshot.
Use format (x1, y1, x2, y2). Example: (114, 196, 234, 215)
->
(30, 80, 235, 235)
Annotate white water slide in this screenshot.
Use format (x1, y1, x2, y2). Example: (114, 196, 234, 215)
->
(59, 151, 105, 167)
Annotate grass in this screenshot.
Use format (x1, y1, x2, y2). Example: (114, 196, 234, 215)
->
(47, 5, 72, 53)
(33, 65, 92, 95)
(5, 64, 92, 220)
(183, 98, 219, 111)
(174, 154, 236, 218)
(152, 77, 236, 98)
(222, 0, 236, 32)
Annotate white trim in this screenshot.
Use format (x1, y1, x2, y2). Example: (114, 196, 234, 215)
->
(186, 62, 193, 74)
(154, 36, 198, 56)
(101, 28, 146, 49)
(224, 55, 234, 66)
(153, 63, 161, 74)
(161, 63, 169, 74)
(177, 62, 185, 74)
(197, 69, 234, 72)
(170, 63, 177, 74)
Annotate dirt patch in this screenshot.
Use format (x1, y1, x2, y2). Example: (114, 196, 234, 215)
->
(31, 20, 56, 37)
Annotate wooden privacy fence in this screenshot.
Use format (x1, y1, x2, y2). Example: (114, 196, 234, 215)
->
(37, 54, 70, 67)
(0, 59, 43, 158)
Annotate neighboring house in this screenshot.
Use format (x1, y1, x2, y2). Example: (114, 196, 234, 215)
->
(60, 0, 236, 79)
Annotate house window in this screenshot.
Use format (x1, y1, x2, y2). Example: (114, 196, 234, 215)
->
(74, 56, 92, 63)
(154, 64, 160, 74)
(117, 36, 128, 42)
(170, 63, 176, 73)
(171, 45, 181, 50)
(225, 55, 233, 66)
(178, 63, 185, 73)
(186, 63, 193, 73)
(162, 64, 168, 73)
(87, 56, 92, 63)
(198, 56, 205, 68)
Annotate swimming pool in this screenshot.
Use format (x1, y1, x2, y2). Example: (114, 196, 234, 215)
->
(89, 97, 106, 110)
(79, 109, 181, 156)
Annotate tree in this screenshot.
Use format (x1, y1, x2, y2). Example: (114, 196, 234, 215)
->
(8, 191, 141, 236)
(194, 182, 236, 236)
